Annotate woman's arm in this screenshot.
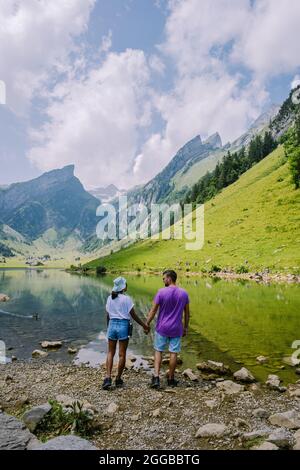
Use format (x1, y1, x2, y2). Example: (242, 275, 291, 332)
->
(129, 307, 149, 333)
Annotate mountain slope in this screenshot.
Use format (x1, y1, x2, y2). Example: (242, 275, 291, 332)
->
(125, 106, 279, 207)
(86, 146, 300, 273)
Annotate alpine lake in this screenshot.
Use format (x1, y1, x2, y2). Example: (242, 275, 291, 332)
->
(1, 268, 300, 384)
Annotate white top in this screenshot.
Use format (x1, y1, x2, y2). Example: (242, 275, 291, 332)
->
(106, 294, 134, 320)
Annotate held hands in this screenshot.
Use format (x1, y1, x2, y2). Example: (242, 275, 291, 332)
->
(143, 323, 150, 335)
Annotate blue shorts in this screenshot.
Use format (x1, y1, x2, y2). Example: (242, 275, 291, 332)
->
(154, 331, 181, 353)
(107, 319, 130, 341)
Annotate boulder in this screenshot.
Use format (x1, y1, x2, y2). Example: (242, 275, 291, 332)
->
(252, 441, 279, 451)
(293, 429, 300, 450)
(196, 360, 230, 375)
(32, 350, 48, 358)
(205, 399, 218, 409)
(267, 429, 294, 449)
(242, 429, 270, 441)
(233, 367, 255, 383)
(287, 384, 300, 398)
(269, 410, 300, 429)
(265, 374, 281, 390)
(40, 341, 62, 349)
(216, 380, 244, 395)
(31, 435, 97, 450)
(0, 294, 10, 302)
(196, 423, 227, 438)
(182, 369, 198, 382)
(252, 408, 270, 419)
(23, 403, 52, 432)
(256, 355, 268, 364)
(0, 413, 35, 450)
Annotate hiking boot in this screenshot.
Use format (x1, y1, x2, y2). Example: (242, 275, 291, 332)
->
(167, 377, 178, 387)
(115, 377, 124, 388)
(150, 375, 160, 389)
(102, 377, 112, 390)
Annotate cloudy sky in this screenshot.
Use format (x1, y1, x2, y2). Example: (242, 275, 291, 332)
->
(1, 0, 300, 189)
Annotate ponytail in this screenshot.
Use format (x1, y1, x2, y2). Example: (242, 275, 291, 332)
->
(111, 291, 118, 299)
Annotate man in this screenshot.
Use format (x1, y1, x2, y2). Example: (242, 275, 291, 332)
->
(146, 270, 190, 389)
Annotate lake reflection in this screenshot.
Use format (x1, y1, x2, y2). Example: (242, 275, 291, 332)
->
(0, 269, 300, 383)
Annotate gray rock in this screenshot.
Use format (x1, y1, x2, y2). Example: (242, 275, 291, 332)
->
(216, 380, 244, 395)
(196, 360, 230, 375)
(293, 430, 300, 450)
(242, 429, 270, 441)
(233, 367, 255, 383)
(196, 423, 227, 438)
(0, 293, 10, 302)
(23, 403, 52, 432)
(0, 413, 35, 450)
(265, 374, 281, 390)
(40, 340, 62, 349)
(252, 441, 279, 451)
(31, 435, 97, 450)
(104, 402, 119, 417)
(267, 429, 294, 449)
(32, 349, 48, 358)
(269, 410, 300, 429)
(256, 355, 268, 364)
(252, 408, 270, 419)
(183, 368, 198, 381)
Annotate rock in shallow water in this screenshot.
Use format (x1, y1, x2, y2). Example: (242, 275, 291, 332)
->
(233, 367, 255, 383)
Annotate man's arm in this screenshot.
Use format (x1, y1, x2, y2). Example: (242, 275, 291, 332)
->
(183, 303, 190, 336)
(147, 302, 159, 326)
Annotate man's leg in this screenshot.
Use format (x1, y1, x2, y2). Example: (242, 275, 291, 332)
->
(106, 339, 117, 378)
(117, 339, 129, 379)
(168, 352, 177, 379)
(154, 350, 162, 377)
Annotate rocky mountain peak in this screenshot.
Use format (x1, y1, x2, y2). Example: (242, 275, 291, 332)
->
(204, 132, 222, 149)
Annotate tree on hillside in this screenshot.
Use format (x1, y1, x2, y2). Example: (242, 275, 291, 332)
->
(284, 114, 300, 189)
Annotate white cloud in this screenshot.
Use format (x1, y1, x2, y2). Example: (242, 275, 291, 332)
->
(0, 0, 95, 113)
(134, 0, 300, 184)
(232, 0, 300, 78)
(28, 49, 152, 189)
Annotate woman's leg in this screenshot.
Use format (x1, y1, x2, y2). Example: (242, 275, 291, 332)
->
(106, 339, 117, 378)
(117, 339, 129, 379)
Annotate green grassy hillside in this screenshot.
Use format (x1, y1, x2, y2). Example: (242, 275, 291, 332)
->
(86, 146, 300, 274)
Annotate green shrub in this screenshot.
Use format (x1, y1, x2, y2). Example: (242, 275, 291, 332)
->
(210, 265, 222, 273)
(96, 266, 107, 275)
(236, 265, 249, 274)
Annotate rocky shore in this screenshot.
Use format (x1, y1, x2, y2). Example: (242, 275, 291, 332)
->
(1, 360, 300, 451)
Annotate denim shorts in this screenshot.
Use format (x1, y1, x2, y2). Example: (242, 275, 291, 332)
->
(107, 319, 130, 341)
(154, 331, 181, 353)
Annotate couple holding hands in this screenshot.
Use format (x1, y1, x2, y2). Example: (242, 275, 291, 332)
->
(102, 270, 190, 390)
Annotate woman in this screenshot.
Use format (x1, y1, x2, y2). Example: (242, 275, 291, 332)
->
(102, 276, 149, 390)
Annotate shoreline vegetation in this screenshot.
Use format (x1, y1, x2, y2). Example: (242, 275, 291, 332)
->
(1, 361, 300, 450)
(67, 265, 300, 285)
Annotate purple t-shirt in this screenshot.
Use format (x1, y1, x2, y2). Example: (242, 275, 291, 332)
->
(154, 286, 189, 338)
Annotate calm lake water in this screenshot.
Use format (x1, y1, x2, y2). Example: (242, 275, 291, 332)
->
(1, 269, 300, 383)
